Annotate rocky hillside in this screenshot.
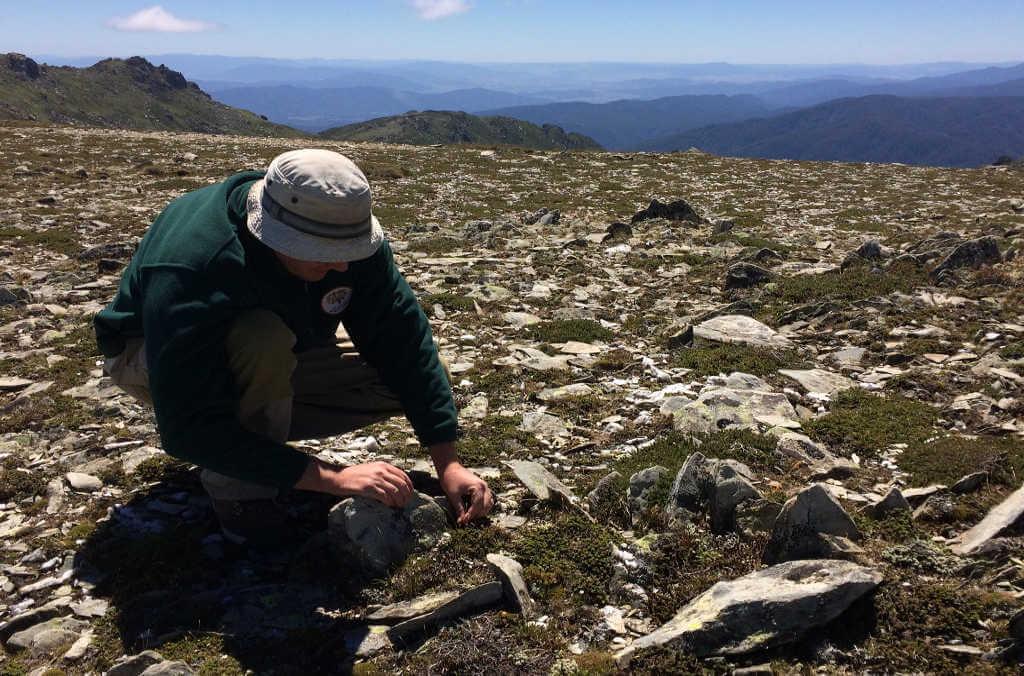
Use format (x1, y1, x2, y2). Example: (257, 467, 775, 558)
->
(1, 125, 1023, 674)
(320, 110, 602, 150)
(0, 54, 303, 137)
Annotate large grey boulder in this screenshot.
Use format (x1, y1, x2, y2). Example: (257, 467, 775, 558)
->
(763, 484, 862, 564)
(931, 236, 1001, 279)
(950, 483, 1024, 555)
(327, 492, 448, 576)
(631, 198, 704, 225)
(615, 559, 882, 664)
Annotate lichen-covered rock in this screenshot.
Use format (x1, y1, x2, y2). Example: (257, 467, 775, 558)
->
(615, 559, 882, 664)
(327, 491, 448, 576)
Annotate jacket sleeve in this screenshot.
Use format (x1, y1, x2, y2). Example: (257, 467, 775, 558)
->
(342, 241, 459, 446)
(140, 263, 311, 489)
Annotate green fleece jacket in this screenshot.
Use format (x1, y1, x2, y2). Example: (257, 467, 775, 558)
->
(94, 171, 457, 489)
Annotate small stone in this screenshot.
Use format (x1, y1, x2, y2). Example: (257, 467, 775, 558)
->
(65, 472, 102, 492)
(725, 263, 773, 290)
(951, 471, 988, 494)
(140, 661, 196, 675)
(778, 369, 857, 396)
(866, 487, 911, 519)
(586, 471, 623, 513)
(365, 591, 461, 622)
(62, 630, 93, 662)
(388, 582, 504, 644)
(505, 460, 577, 505)
(0, 377, 34, 391)
(694, 315, 792, 348)
(631, 198, 704, 225)
(536, 383, 594, 402)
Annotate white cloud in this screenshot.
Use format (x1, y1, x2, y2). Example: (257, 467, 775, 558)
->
(108, 6, 217, 33)
(411, 0, 471, 20)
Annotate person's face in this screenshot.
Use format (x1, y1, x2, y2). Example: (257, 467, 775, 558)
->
(274, 250, 349, 282)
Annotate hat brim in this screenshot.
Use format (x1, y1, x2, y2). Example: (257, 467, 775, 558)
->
(246, 180, 384, 263)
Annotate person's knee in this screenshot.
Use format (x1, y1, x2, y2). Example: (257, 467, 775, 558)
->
(225, 309, 297, 390)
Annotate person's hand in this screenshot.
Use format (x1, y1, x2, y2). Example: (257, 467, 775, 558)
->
(296, 458, 414, 508)
(438, 461, 494, 525)
(336, 461, 415, 508)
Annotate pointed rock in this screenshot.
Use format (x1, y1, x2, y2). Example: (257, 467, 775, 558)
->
(487, 553, 535, 616)
(763, 484, 861, 564)
(866, 487, 911, 519)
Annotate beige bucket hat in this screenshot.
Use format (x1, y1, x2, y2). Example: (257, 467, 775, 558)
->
(246, 149, 384, 262)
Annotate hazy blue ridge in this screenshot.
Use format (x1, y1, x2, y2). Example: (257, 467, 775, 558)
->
(642, 95, 1024, 167)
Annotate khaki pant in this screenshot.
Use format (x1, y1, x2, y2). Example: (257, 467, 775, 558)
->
(103, 309, 403, 501)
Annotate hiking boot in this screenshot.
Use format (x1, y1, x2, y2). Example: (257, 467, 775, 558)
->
(209, 497, 291, 547)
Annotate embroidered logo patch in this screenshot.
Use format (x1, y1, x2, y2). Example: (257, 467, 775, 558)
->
(321, 286, 353, 315)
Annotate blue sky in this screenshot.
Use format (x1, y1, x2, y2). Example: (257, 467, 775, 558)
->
(2, 1, 1023, 63)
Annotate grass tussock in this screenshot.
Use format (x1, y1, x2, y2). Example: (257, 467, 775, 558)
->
(670, 342, 808, 377)
(513, 513, 615, 604)
(760, 263, 929, 322)
(898, 435, 1024, 487)
(526, 319, 613, 344)
(804, 389, 938, 458)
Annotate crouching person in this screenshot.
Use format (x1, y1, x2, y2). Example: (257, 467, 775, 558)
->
(94, 149, 493, 545)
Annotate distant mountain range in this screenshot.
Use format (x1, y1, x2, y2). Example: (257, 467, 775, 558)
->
(13, 52, 1024, 166)
(211, 85, 547, 131)
(643, 96, 1024, 167)
(0, 54, 300, 137)
(482, 95, 775, 150)
(320, 111, 601, 150)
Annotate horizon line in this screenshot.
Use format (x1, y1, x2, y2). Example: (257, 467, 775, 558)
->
(23, 51, 1024, 69)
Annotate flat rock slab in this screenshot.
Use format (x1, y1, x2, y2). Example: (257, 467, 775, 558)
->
(694, 315, 792, 348)
(505, 460, 577, 504)
(537, 383, 594, 402)
(520, 410, 570, 437)
(65, 472, 102, 492)
(0, 377, 34, 391)
(366, 591, 462, 622)
(950, 483, 1024, 555)
(350, 582, 505, 656)
(778, 369, 857, 396)
(615, 559, 882, 664)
